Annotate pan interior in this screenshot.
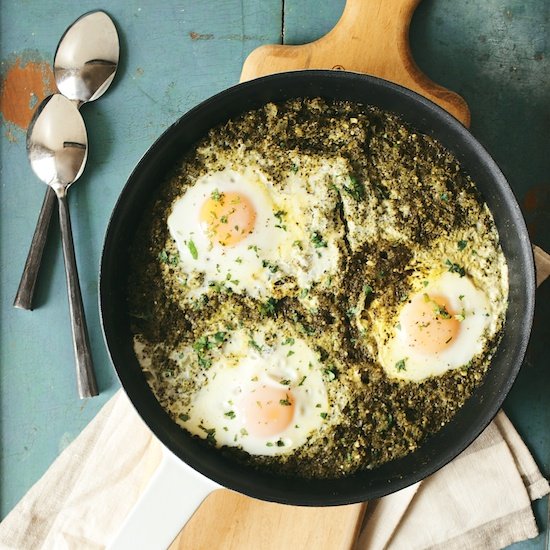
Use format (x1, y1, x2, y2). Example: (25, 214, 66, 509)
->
(99, 71, 534, 505)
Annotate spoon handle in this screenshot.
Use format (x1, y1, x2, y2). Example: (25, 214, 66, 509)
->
(13, 187, 57, 310)
(57, 192, 98, 399)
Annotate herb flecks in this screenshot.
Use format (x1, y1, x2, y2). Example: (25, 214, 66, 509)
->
(323, 366, 338, 381)
(311, 231, 327, 248)
(342, 175, 365, 201)
(445, 259, 466, 277)
(187, 240, 198, 260)
(248, 339, 262, 352)
(274, 210, 287, 230)
(395, 359, 407, 371)
(158, 250, 179, 266)
(259, 297, 278, 317)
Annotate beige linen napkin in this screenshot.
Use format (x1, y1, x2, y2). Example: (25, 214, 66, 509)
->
(1, 245, 549, 550)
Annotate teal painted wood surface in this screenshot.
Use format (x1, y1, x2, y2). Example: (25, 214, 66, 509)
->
(1, 1, 548, 548)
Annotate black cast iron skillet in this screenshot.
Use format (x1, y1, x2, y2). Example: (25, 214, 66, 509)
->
(100, 70, 535, 505)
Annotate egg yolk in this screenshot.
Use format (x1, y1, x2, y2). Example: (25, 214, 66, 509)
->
(400, 293, 460, 354)
(240, 385, 295, 437)
(199, 191, 256, 246)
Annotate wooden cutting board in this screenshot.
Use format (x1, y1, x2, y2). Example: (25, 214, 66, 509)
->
(170, 1, 469, 548)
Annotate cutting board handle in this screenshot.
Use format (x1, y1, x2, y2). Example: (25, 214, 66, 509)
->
(241, 0, 470, 126)
(108, 446, 219, 549)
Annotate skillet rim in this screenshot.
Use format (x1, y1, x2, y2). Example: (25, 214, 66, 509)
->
(99, 69, 535, 505)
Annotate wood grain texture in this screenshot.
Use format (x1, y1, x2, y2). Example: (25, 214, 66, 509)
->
(241, 0, 470, 126)
(170, 491, 366, 550)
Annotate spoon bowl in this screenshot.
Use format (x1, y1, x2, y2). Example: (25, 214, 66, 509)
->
(27, 94, 88, 189)
(27, 94, 98, 399)
(54, 11, 119, 105)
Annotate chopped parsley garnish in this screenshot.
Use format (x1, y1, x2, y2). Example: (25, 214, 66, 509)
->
(187, 240, 198, 260)
(280, 379, 291, 386)
(276, 440, 285, 447)
(274, 210, 287, 230)
(266, 442, 273, 447)
(178, 413, 190, 422)
(395, 358, 407, 371)
(287, 350, 295, 357)
(220, 215, 228, 224)
(455, 310, 466, 322)
(342, 175, 366, 201)
(320, 412, 328, 419)
(158, 250, 169, 263)
(434, 304, 451, 319)
(259, 297, 278, 317)
(211, 189, 221, 201)
(457, 239, 468, 250)
(445, 258, 466, 277)
(248, 339, 262, 352)
(283, 337, 295, 346)
(363, 284, 373, 296)
(440, 192, 449, 201)
(290, 163, 299, 173)
(208, 280, 231, 293)
(193, 335, 211, 353)
(311, 231, 327, 248)
(279, 396, 292, 406)
(423, 295, 452, 319)
(224, 411, 236, 419)
(193, 332, 227, 368)
(262, 259, 279, 273)
(198, 356, 212, 369)
(213, 331, 227, 343)
(225, 272, 239, 285)
(199, 425, 216, 444)
(323, 366, 338, 381)
(300, 322, 315, 336)
(298, 375, 307, 386)
(158, 249, 180, 266)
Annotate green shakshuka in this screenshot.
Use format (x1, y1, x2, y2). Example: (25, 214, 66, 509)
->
(128, 98, 508, 478)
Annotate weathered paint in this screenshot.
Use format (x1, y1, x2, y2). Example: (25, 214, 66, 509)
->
(0, 54, 55, 130)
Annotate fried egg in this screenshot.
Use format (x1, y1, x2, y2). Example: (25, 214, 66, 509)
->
(377, 271, 493, 381)
(178, 329, 329, 456)
(167, 163, 343, 300)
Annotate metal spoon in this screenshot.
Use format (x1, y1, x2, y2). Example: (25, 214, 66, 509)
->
(27, 94, 98, 399)
(13, 10, 119, 310)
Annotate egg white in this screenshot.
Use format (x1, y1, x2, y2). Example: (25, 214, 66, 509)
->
(179, 329, 329, 456)
(377, 272, 493, 381)
(167, 160, 345, 301)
